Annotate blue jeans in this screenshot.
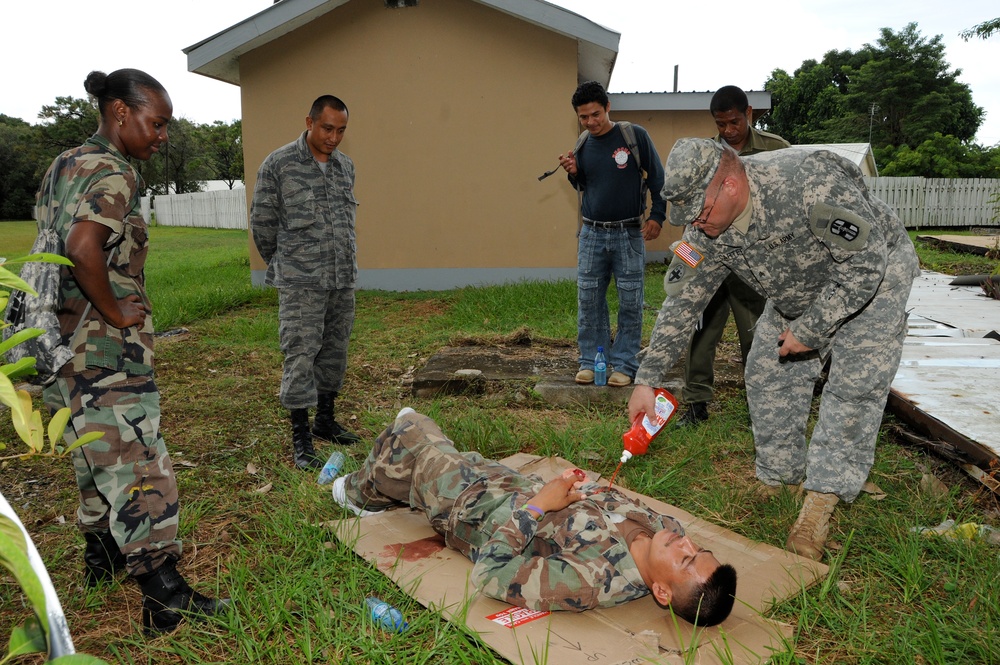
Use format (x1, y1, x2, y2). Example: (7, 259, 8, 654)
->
(576, 224, 645, 377)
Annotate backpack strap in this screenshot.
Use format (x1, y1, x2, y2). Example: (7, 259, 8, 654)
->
(571, 130, 589, 235)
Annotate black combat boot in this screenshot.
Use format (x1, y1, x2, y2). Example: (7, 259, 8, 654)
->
(136, 559, 229, 635)
(678, 402, 710, 427)
(312, 392, 360, 445)
(291, 408, 322, 469)
(83, 530, 127, 588)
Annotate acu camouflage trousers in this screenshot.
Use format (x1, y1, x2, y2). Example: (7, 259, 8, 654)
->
(43, 370, 181, 576)
(344, 411, 540, 560)
(278, 287, 355, 410)
(744, 277, 911, 503)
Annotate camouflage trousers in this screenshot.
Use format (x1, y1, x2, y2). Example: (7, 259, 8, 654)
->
(43, 370, 182, 576)
(683, 272, 765, 404)
(278, 287, 355, 410)
(745, 280, 911, 502)
(344, 411, 541, 559)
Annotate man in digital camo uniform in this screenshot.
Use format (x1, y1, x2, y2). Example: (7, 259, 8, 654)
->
(629, 138, 919, 560)
(251, 95, 361, 471)
(678, 86, 789, 426)
(330, 409, 738, 627)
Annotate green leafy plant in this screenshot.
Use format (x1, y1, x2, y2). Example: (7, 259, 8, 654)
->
(0, 255, 108, 664)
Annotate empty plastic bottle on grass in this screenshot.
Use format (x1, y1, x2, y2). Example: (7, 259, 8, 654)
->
(366, 596, 408, 633)
(594, 346, 607, 386)
(317, 451, 345, 485)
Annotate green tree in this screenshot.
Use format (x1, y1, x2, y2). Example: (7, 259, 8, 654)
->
(960, 17, 1000, 41)
(877, 133, 1000, 178)
(200, 120, 244, 188)
(36, 96, 99, 155)
(764, 24, 984, 161)
(0, 116, 41, 220)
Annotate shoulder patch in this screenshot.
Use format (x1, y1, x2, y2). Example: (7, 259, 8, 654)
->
(672, 241, 704, 268)
(664, 258, 695, 297)
(809, 202, 871, 253)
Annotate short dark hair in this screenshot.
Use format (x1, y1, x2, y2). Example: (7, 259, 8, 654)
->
(309, 95, 349, 120)
(84, 69, 167, 115)
(710, 86, 749, 115)
(671, 563, 737, 627)
(572, 80, 609, 110)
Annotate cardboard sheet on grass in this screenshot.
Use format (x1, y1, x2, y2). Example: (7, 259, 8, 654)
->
(332, 454, 827, 665)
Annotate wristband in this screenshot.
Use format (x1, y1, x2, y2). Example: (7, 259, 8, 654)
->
(524, 504, 545, 521)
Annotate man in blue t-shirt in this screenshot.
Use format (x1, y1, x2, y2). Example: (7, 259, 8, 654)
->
(558, 81, 666, 387)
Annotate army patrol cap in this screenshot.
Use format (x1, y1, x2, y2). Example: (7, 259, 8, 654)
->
(662, 138, 725, 226)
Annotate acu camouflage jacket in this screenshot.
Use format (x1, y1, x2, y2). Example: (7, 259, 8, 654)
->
(636, 149, 919, 386)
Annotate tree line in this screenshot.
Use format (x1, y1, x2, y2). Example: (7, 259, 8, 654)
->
(0, 98, 242, 221)
(762, 23, 1000, 178)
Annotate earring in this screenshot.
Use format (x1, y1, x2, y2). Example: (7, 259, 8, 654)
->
(118, 118, 124, 127)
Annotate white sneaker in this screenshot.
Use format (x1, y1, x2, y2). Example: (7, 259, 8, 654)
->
(397, 407, 416, 419)
(331, 476, 384, 518)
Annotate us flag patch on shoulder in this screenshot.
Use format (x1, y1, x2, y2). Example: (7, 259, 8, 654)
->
(673, 241, 704, 268)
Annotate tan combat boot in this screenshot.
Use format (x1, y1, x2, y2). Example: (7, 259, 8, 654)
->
(785, 491, 840, 560)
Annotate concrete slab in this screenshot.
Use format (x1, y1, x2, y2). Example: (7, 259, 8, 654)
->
(412, 343, 737, 407)
(916, 234, 1000, 256)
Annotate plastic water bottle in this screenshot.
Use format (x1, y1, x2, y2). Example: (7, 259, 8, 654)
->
(365, 596, 408, 633)
(317, 451, 345, 485)
(594, 346, 607, 386)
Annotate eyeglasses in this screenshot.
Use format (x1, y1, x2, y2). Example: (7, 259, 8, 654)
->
(692, 178, 724, 228)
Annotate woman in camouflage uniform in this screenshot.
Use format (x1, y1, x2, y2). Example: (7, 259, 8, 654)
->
(39, 68, 225, 634)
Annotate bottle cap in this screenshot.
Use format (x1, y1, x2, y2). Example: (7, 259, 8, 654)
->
(620, 450, 632, 463)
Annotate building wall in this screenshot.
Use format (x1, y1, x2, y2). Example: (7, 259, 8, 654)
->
(241, 0, 587, 290)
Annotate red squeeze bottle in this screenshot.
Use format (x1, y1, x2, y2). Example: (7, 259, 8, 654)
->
(620, 388, 679, 463)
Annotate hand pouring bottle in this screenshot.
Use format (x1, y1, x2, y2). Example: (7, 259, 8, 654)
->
(607, 388, 679, 489)
(620, 388, 679, 462)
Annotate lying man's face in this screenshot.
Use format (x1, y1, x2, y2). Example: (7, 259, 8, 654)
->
(641, 529, 737, 626)
(648, 531, 720, 593)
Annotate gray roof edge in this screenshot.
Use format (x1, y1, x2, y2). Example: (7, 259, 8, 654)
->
(186, 0, 620, 86)
(476, 0, 620, 50)
(609, 90, 773, 112)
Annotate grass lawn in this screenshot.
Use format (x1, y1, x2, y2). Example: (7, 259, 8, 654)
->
(2, 224, 999, 664)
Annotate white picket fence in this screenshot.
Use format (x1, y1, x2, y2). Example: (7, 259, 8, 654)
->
(142, 187, 248, 229)
(864, 177, 1000, 228)
(140, 179, 999, 231)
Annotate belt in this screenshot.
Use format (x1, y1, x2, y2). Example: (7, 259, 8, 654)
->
(582, 217, 642, 229)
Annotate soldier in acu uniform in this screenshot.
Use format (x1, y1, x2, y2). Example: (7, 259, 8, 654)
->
(330, 409, 738, 627)
(251, 95, 362, 471)
(629, 138, 919, 560)
(40, 68, 226, 634)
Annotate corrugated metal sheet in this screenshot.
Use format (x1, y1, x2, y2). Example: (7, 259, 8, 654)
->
(889, 268, 1000, 479)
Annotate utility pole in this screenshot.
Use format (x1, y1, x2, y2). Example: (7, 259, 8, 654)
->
(868, 103, 879, 144)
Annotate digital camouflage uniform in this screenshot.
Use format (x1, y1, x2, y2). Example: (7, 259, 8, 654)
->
(250, 132, 358, 410)
(343, 410, 685, 611)
(639, 146, 919, 502)
(683, 126, 789, 405)
(40, 135, 181, 576)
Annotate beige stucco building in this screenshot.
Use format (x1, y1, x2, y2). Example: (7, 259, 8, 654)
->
(185, 0, 773, 290)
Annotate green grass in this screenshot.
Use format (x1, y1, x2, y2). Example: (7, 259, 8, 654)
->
(2, 226, 1000, 664)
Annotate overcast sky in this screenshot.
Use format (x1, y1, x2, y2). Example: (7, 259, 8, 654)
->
(2, 0, 997, 145)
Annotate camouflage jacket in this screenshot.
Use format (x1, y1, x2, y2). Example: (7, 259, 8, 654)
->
(441, 465, 683, 611)
(250, 132, 358, 289)
(636, 149, 919, 386)
(40, 135, 153, 377)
